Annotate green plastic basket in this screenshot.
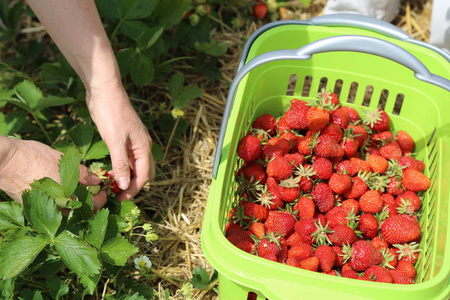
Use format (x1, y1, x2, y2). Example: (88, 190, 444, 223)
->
(201, 17, 450, 300)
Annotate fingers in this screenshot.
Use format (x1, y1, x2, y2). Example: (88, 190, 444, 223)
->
(93, 190, 107, 213)
(109, 140, 131, 191)
(79, 165, 101, 185)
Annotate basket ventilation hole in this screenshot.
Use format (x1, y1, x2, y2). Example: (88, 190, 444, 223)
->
(286, 74, 297, 96)
(427, 128, 437, 147)
(392, 93, 405, 115)
(346, 82, 358, 104)
(318, 77, 328, 92)
(378, 89, 389, 110)
(333, 79, 343, 99)
(362, 85, 374, 107)
(302, 75, 312, 97)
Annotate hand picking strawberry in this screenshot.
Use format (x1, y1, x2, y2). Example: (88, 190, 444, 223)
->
(225, 91, 431, 284)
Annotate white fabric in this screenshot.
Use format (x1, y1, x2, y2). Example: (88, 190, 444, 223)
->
(323, 0, 400, 22)
(429, 0, 450, 52)
(323, 0, 450, 52)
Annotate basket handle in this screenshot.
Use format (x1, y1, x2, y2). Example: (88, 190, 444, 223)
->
(212, 35, 450, 178)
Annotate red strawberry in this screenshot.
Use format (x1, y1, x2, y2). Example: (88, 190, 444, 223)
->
(314, 245, 337, 273)
(343, 176, 368, 199)
(332, 245, 345, 267)
(264, 210, 296, 237)
(283, 99, 309, 130)
(311, 157, 333, 180)
(252, 114, 277, 136)
(381, 215, 421, 244)
(295, 196, 316, 220)
(358, 213, 379, 239)
(396, 260, 416, 279)
(311, 183, 335, 213)
(260, 144, 284, 162)
(365, 265, 393, 283)
(328, 224, 358, 246)
(107, 172, 121, 195)
(253, 3, 268, 19)
(278, 177, 301, 202)
(248, 222, 266, 239)
(280, 132, 303, 152)
(236, 240, 254, 253)
(345, 240, 383, 271)
(341, 199, 360, 214)
(329, 107, 349, 129)
(359, 190, 383, 214)
(283, 153, 305, 168)
(258, 180, 284, 210)
(266, 156, 293, 181)
(362, 108, 391, 132)
(325, 206, 348, 228)
(299, 256, 320, 272)
(257, 235, 282, 258)
(307, 106, 330, 132)
(387, 176, 406, 195)
(314, 134, 344, 159)
(277, 117, 291, 133)
(237, 134, 261, 162)
(349, 157, 372, 173)
(328, 172, 352, 195)
(294, 219, 318, 244)
(335, 160, 358, 176)
(370, 236, 389, 251)
(288, 242, 314, 261)
(243, 201, 269, 222)
(398, 156, 425, 172)
(395, 191, 421, 214)
(317, 89, 340, 107)
(285, 257, 302, 268)
(267, 137, 290, 154)
(286, 232, 303, 247)
(371, 131, 394, 144)
(241, 161, 266, 185)
(321, 123, 343, 143)
(226, 230, 254, 246)
(396, 130, 415, 155)
(367, 154, 388, 174)
(347, 124, 369, 148)
(341, 106, 360, 123)
(402, 168, 431, 192)
(389, 269, 414, 284)
(379, 140, 403, 160)
(395, 242, 421, 264)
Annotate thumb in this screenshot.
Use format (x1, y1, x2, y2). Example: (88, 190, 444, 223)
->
(109, 146, 131, 190)
(79, 165, 101, 186)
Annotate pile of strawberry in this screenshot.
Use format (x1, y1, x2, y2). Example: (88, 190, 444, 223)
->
(225, 90, 431, 284)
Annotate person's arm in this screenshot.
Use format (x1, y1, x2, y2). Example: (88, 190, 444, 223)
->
(0, 135, 107, 211)
(26, 0, 155, 200)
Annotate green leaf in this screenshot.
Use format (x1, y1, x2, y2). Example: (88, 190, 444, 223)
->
(0, 110, 27, 135)
(70, 185, 94, 222)
(0, 89, 15, 102)
(30, 177, 67, 205)
(0, 219, 20, 231)
(0, 201, 24, 226)
(120, 20, 149, 41)
(100, 237, 138, 266)
(19, 289, 44, 300)
(95, 0, 123, 19)
(54, 230, 101, 277)
(173, 85, 202, 108)
(190, 267, 210, 290)
(116, 48, 137, 78)
(153, 0, 190, 28)
(85, 209, 109, 249)
(40, 63, 73, 84)
(123, 0, 159, 20)
(151, 143, 164, 162)
(137, 26, 164, 50)
(194, 40, 229, 57)
(69, 124, 94, 159)
(80, 273, 101, 295)
(130, 53, 154, 86)
(34, 96, 75, 112)
(85, 140, 109, 160)
(168, 73, 184, 98)
(48, 277, 69, 300)
(59, 147, 81, 196)
(14, 80, 43, 111)
(0, 235, 49, 280)
(22, 189, 62, 237)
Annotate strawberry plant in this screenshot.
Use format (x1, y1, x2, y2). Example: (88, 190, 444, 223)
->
(0, 147, 157, 298)
(226, 91, 431, 285)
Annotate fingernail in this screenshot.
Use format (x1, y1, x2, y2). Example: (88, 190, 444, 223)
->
(118, 177, 129, 190)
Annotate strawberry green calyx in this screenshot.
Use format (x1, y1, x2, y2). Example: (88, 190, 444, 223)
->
(345, 208, 360, 229)
(367, 173, 390, 192)
(256, 185, 274, 209)
(279, 176, 301, 188)
(396, 199, 417, 215)
(361, 108, 383, 128)
(294, 164, 317, 179)
(341, 243, 352, 264)
(385, 159, 406, 178)
(375, 206, 390, 224)
(394, 242, 422, 260)
(230, 204, 250, 227)
(311, 220, 333, 246)
(379, 248, 396, 269)
(89, 162, 108, 180)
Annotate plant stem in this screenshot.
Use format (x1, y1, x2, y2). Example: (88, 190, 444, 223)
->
(32, 113, 53, 144)
(162, 117, 180, 161)
(155, 56, 195, 70)
(150, 268, 186, 288)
